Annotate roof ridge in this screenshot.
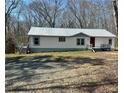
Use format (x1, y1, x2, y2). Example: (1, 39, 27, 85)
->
(31, 26, 106, 30)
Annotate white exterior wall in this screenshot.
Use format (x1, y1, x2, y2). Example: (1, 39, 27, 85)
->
(29, 36, 90, 49)
(95, 37, 115, 48)
(29, 36, 115, 49)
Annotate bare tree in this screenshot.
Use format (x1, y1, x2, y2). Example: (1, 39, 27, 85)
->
(5, 0, 21, 53)
(112, 0, 118, 32)
(68, 0, 84, 28)
(29, 0, 63, 27)
(68, 0, 100, 28)
(5, 0, 21, 33)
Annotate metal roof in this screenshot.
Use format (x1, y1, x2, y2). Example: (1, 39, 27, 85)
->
(28, 27, 116, 37)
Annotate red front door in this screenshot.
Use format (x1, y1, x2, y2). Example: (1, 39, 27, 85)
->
(90, 37, 95, 47)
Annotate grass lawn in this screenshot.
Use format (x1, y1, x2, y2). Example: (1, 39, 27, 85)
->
(6, 51, 118, 93)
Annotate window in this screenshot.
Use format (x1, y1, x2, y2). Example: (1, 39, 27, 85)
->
(81, 39, 84, 45)
(59, 37, 66, 42)
(33, 37, 40, 45)
(109, 39, 112, 45)
(77, 39, 80, 45)
(77, 38, 85, 45)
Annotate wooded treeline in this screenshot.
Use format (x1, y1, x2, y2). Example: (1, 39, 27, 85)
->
(5, 0, 118, 53)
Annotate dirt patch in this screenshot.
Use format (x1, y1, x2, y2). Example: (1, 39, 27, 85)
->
(6, 51, 118, 93)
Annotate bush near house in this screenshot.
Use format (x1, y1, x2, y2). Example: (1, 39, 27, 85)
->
(5, 37, 15, 53)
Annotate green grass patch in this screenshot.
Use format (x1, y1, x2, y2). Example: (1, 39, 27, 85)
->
(6, 50, 95, 58)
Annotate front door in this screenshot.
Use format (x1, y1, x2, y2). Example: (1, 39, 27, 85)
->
(90, 37, 95, 47)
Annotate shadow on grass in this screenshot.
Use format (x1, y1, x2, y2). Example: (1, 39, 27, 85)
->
(6, 55, 105, 70)
(5, 55, 107, 92)
(7, 78, 117, 92)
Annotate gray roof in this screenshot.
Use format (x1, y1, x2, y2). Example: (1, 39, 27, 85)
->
(28, 27, 116, 37)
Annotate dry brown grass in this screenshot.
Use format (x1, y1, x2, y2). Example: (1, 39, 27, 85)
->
(6, 51, 118, 93)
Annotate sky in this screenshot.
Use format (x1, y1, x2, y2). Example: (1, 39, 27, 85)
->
(22, 0, 67, 5)
(23, 0, 32, 5)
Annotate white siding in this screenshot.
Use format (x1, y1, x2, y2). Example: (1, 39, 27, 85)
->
(95, 37, 115, 48)
(29, 36, 115, 49)
(29, 36, 90, 49)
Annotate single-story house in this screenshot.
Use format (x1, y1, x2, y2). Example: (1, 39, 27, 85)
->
(28, 27, 116, 52)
